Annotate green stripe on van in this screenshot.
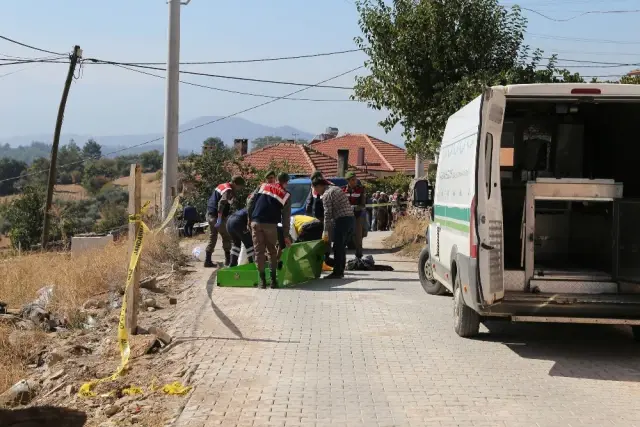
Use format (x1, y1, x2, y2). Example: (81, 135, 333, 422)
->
(433, 205, 471, 223)
(434, 217, 470, 233)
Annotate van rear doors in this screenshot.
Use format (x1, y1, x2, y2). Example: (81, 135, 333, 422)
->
(476, 88, 506, 305)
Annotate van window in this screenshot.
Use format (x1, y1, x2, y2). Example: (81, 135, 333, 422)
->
(485, 133, 494, 199)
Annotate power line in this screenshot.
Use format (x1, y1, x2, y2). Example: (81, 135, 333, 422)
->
(0, 34, 66, 57)
(83, 58, 354, 89)
(520, 7, 640, 22)
(0, 65, 363, 186)
(527, 32, 640, 45)
(0, 62, 45, 79)
(113, 63, 357, 102)
(98, 48, 363, 66)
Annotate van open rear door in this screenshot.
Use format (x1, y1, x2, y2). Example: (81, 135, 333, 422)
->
(476, 88, 506, 305)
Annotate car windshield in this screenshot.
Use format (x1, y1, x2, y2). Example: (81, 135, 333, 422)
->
(288, 183, 311, 209)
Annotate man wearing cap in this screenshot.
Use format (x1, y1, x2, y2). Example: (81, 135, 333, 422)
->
(305, 170, 325, 222)
(248, 172, 293, 289)
(312, 177, 354, 279)
(205, 175, 245, 268)
(342, 171, 367, 259)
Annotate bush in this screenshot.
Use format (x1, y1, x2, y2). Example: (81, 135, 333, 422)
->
(82, 175, 110, 195)
(58, 172, 73, 185)
(94, 203, 127, 234)
(5, 185, 46, 250)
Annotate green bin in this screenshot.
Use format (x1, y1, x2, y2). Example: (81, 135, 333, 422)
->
(216, 240, 326, 287)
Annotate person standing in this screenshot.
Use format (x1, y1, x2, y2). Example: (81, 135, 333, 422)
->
(342, 171, 366, 259)
(312, 177, 355, 279)
(225, 207, 254, 267)
(371, 192, 379, 232)
(204, 175, 245, 268)
(182, 201, 199, 237)
(305, 170, 325, 221)
(248, 172, 292, 289)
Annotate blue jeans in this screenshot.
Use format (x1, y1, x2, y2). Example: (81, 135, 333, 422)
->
(332, 216, 355, 276)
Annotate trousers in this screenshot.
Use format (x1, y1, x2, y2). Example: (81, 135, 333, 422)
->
(251, 222, 279, 273)
(354, 215, 365, 258)
(226, 218, 254, 267)
(206, 213, 231, 253)
(332, 216, 355, 276)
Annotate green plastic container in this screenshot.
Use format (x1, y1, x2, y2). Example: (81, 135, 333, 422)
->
(216, 240, 326, 287)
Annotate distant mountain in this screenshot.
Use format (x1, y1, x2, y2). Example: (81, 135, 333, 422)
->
(0, 116, 315, 156)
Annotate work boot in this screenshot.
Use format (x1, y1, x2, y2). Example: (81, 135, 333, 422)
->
(204, 251, 214, 268)
(270, 271, 278, 289)
(224, 251, 231, 267)
(259, 271, 268, 289)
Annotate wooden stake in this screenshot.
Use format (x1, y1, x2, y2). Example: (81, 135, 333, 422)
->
(126, 164, 142, 336)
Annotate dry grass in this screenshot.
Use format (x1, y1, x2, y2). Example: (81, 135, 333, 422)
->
(384, 215, 429, 249)
(113, 172, 162, 205)
(0, 232, 186, 393)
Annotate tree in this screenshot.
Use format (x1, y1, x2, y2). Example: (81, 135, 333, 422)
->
(82, 139, 102, 160)
(0, 158, 27, 196)
(353, 0, 583, 159)
(58, 140, 84, 183)
(203, 137, 226, 151)
(5, 185, 46, 250)
(139, 150, 163, 172)
(251, 136, 286, 151)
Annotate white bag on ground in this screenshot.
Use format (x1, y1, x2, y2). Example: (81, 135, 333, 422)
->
(238, 245, 248, 265)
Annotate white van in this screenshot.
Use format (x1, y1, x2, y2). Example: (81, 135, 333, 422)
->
(413, 84, 640, 339)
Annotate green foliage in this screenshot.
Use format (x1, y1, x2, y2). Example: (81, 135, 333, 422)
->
(365, 173, 412, 195)
(0, 142, 51, 164)
(4, 185, 46, 250)
(94, 203, 127, 234)
(0, 158, 27, 196)
(203, 137, 226, 151)
(82, 139, 102, 160)
(139, 150, 163, 172)
(353, 0, 587, 159)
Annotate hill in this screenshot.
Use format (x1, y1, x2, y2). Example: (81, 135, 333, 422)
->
(0, 116, 315, 156)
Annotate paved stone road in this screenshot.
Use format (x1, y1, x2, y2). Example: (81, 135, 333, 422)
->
(171, 233, 640, 427)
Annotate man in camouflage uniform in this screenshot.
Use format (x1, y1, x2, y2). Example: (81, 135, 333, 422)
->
(342, 171, 367, 259)
(204, 175, 245, 268)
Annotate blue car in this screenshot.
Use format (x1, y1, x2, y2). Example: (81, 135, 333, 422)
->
(287, 176, 353, 216)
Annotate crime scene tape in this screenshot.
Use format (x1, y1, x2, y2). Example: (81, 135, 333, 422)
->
(364, 201, 410, 208)
(79, 196, 191, 398)
(155, 195, 183, 234)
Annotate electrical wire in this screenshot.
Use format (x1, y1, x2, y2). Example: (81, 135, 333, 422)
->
(83, 58, 353, 89)
(96, 48, 363, 66)
(112, 63, 356, 102)
(520, 7, 640, 22)
(0, 65, 363, 185)
(527, 32, 640, 45)
(0, 34, 66, 57)
(0, 62, 45, 79)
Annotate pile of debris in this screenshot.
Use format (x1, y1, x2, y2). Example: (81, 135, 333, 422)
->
(0, 270, 195, 426)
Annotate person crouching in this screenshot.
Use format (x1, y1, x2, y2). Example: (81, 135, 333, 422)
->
(248, 172, 293, 289)
(225, 207, 254, 267)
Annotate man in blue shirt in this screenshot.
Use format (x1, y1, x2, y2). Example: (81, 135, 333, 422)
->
(182, 202, 199, 237)
(225, 207, 254, 267)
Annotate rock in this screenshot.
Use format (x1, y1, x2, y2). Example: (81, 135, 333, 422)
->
(48, 369, 65, 381)
(130, 335, 160, 359)
(104, 404, 122, 417)
(168, 296, 178, 305)
(83, 298, 106, 310)
(143, 298, 157, 308)
(0, 379, 39, 407)
(140, 276, 157, 290)
(157, 273, 172, 282)
(148, 326, 172, 345)
(147, 307, 156, 312)
(48, 350, 65, 365)
(172, 366, 187, 378)
(66, 384, 76, 397)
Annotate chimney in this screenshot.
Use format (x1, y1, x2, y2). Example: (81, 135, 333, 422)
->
(233, 138, 248, 156)
(337, 149, 349, 177)
(357, 147, 365, 166)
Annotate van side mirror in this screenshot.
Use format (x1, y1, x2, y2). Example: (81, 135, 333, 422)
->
(413, 179, 434, 208)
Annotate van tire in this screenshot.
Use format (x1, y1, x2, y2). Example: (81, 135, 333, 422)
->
(418, 247, 447, 295)
(453, 273, 480, 338)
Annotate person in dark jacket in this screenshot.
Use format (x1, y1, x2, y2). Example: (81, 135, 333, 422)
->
(182, 202, 199, 237)
(226, 207, 254, 267)
(204, 175, 245, 268)
(342, 171, 367, 259)
(305, 171, 325, 222)
(248, 172, 293, 289)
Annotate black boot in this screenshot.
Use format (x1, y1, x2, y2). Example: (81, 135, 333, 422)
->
(259, 271, 268, 289)
(204, 251, 214, 268)
(224, 251, 231, 267)
(270, 271, 278, 289)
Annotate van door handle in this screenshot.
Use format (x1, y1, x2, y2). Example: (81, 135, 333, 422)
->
(481, 242, 494, 250)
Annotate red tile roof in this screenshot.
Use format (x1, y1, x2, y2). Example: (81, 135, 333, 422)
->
(239, 143, 376, 180)
(309, 134, 415, 173)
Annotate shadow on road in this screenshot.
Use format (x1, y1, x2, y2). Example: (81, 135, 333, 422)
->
(478, 321, 640, 382)
(206, 270, 244, 338)
(293, 277, 396, 292)
(0, 406, 87, 427)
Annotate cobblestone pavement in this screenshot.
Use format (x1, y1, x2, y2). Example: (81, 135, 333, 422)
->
(171, 233, 640, 427)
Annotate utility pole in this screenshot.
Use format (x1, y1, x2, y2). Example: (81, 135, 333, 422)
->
(162, 0, 190, 219)
(41, 45, 82, 249)
(292, 132, 299, 144)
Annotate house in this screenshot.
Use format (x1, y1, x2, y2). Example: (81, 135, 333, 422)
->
(238, 143, 377, 180)
(309, 133, 416, 178)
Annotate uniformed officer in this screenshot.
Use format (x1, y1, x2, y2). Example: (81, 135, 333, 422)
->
(225, 207, 254, 267)
(248, 172, 292, 289)
(305, 170, 325, 222)
(342, 171, 366, 259)
(204, 175, 245, 268)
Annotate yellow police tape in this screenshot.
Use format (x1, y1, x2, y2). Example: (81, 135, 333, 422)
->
(79, 197, 191, 398)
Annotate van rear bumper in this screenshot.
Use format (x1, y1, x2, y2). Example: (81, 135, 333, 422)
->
(479, 292, 640, 320)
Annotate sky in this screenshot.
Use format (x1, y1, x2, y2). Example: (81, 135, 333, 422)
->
(1, 0, 639, 149)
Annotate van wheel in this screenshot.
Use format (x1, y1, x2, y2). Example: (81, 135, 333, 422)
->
(418, 247, 447, 295)
(453, 273, 480, 338)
